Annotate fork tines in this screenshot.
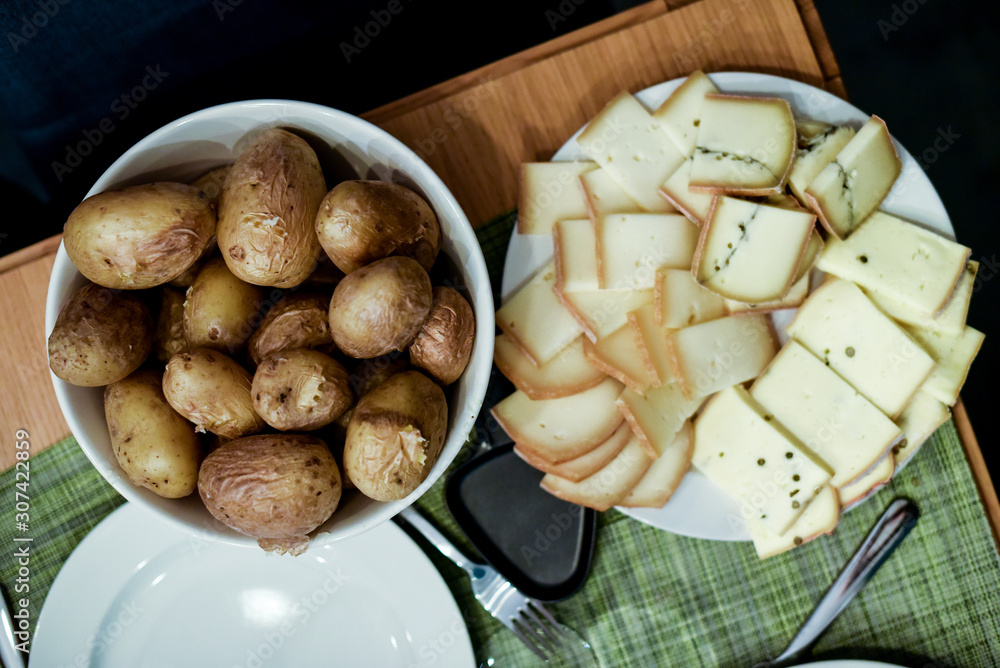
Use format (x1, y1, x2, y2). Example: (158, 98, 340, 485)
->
(510, 600, 568, 661)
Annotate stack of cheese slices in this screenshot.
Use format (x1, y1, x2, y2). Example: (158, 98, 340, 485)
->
(492, 71, 983, 558)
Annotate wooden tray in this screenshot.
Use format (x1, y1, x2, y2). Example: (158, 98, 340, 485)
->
(2, 0, 996, 547)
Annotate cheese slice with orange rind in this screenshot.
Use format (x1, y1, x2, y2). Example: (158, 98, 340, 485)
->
(651, 69, 719, 156)
(518, 161, 596, 235)
(618, 421, 694, 509)
(496, 261, 582, 366)
(493, 334, 605, 401)
(540, 433, 653, 511)
(515, 421, 631, 483)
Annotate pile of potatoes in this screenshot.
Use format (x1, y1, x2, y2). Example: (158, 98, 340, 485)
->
(48, 128, 476, 556)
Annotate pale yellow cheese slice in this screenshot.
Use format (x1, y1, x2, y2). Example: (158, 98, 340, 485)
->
(618, 422, 693, 509)
(748, 485, 841, 559)
(651, 70, 719, 156)
(540, 433, 653, 511)
(786, 279, 936, 417)
(518, 161, 596, 234)
(903, 324, 984, 406)
(724, 274, 810, 315)
(583, 324, 653, 393)
(491, 377, 625, 464)
(557, 287, 654, 342)
(493, 334, 605, 401)
(689, 94, 796, 195)
(659, 155, 716, 224)
(627, 303, 680, 387)
(693, 196, 816, 303)
(804, 115, 901, 239)
(839, 453, 894, 508)
(692, 386, 834, 535)
(792, 229, 824, 285)
(667, 313, 777, 399)
(749, 341, 901, 488)
(576, 92, 683, 212)
(616, 382, 704, 458)
(496, 261, 582, 365)
(554, 218, 599, 293)
(515, 421, 631, 483)
(892, 390, 950, 471)
(867, 260, 978, 337)
(655, 267, 727, 328)
(596, 213, 699, 289)
(579, 168, 643, 219)
(817, 211, 971, 320)
(787, 123, 856, 204)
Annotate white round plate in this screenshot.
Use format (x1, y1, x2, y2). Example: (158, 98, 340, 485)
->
(795, 662, 906, 668)
(501, 72, 954, 541)
(30, 503, 475, 668)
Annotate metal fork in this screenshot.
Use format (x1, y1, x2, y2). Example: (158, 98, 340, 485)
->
(396, 506, 568, 662)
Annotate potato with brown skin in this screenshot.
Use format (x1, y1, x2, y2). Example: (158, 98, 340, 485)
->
(64, 182, 216, 289)
(105, 369, 202, 498)
(198, 434, 341, 556)
(48, 283, 153, 387)
(315, 180, 441, 274)
(344, 370, 447, 501)
(162, 348, 264, 439)
(328, 256, 432, 359)
(168, 240, 217, 289)
(247, 292, 335, 365)
(409, 287, 476, 385)
(155, 286, 189, 363)
(191, 165, 231, 207)
(252, 349, 353, 431)
(183, 256, 264, 353)
(218, 129, 326, 288)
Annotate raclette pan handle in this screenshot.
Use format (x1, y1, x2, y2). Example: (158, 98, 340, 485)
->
(397, 506, 483, 575)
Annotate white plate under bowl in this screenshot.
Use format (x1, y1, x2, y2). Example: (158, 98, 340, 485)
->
(30, 503, 475, 668)
(501, 72, 955, 541)
(45, 100, 494, 547)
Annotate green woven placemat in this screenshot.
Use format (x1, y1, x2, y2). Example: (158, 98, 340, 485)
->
(3, 212, 999, 667)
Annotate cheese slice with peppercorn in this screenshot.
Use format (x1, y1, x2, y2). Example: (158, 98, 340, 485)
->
(748, 484, 841, 558)
(902, 323, 984, 406)
(892, 389, 950, 471)
(787, 123, 856, 204)
(817, 211, 971, 320)
(692, 386, 834, 536)
(749, 341, 901, 488)
(786, 278, 935, 418)
(651, 69, 719, 156)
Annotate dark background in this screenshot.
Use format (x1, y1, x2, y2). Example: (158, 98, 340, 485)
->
(1, 0, 996, 474)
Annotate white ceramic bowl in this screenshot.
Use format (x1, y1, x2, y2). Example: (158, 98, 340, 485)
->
(45, 99, 494, 548)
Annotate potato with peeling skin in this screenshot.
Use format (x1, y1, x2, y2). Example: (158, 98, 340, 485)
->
(409, 287, 475, 385)
(218, 128, 326, 288)
(48, 282, 153, 387)
(198, 434, 341, 556)
(328, 256, 433, 359)
(64, 182, 216, 289)
(105, 369, 202, 498)
(248, 292, 335, 365)
(252, 349, 354, 431)
(183, 257, 264, 353)
(315, 180, 441, 274)
(155, 286, 189, 363)
(344, 370, 447, 501)
(162, 348, 264, 439)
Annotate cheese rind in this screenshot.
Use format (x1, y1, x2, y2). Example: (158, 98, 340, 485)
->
(556, 287, 654, 342)
(749, 341, 901, 488)
(692, 386, 834, 535)
(518, 162, 597, 234)
(493, 334, 605, 400)
(748, 485, 841, 558)
(576, 92, 684, 212)
(903, 324, 984, 406)
(667, 313, 777, 399)
(651, 70, 719, 156)
(616, 382, 704, 458)
(659, 155, 716, 224)
(892, 390, 950, 471)
(724, 274, 810, 315)
(817, 211, 971, 319)
(515, 421, 631, 483)
(655, 267, 727, 328)
(786, 278, 935, 418)
(793, 230, 824, 285)
(618, 422, 693, 508)
(627, 303, 680, 387)
(839, 453, 894, 508)
(540, 434, 653, 511)
(583, 324, 653, 393)
(554, 218, 599, 293)
(693, 196, 815, 303)
(496, 261, 582, 365)
(579, 168, 642, 219)
(867, 260, 977, 337)
(597, 213, 699, 289)
(491, 377, 625, 464)
(689, 95, 796, 195)
(787, 123, 856, 204)
(804, 115, 901, 239)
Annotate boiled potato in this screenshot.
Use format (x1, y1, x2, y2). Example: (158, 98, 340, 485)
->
(183, 256, 264, 353)
(344, 370, 447, 501)
(168, 240, 217, 289)
(48, 282, 153, 387)
(162, 348, 264, 438)
(198, 434, 341, 555)
(155, 286, 189, 363)
(409, 287, 475, 385)
(190, 165, 231, 207)
(326, 352, 410, 460)
(328, 256, 432, 359)
(64, 182, 216, 289)
(252, 349, 353, 431)
(315, 180, 440, 274)
(218, 128, 326, 287)
(104, 369, 202, 498)
(247, 292, 335, 365)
